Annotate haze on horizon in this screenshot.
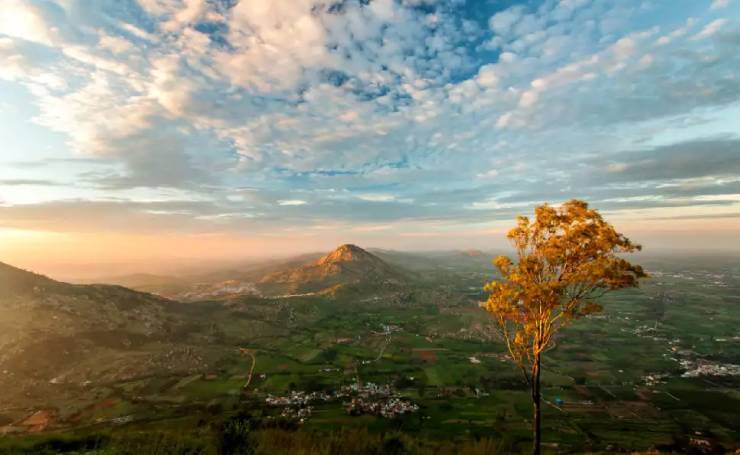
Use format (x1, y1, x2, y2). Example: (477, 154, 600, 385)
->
(1, 0, 740, 278)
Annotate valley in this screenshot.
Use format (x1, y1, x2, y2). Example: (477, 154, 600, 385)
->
(0, 247, 738, 453)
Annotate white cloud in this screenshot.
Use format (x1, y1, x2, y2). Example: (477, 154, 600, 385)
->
(477, 169, 500, 179)
(655, 18, 696, 46)
(475, 64, 500, 89)
(163, 0, 209, 32)
(0, 38, 40, 81)
(496, 113, 513, 129)
(0, 0, 60, 46)
(357, 194, 397, 202)
(489, 7, 524, 36)
(148, 55, 196, 117)
(214, 0, 333, 92)
(690, 19, 728, 41)
(98, 34, 134, 53)
(278, 200, 308, 206)
(1, 0, 739, 229)
(137, 0, 177, 16)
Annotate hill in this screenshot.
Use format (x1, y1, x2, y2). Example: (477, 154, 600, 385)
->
(258, 244, 406, 295)
(80, 248, 493, 300)
(85, 254, 326, 301)
(79, 272, 191, 297)
(0, 261, 217, 414)
(0, 262, 61, 298)
(1, 256, 739, 453)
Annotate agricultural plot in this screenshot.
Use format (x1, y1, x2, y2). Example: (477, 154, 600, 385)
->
(2, 257, 739, 453)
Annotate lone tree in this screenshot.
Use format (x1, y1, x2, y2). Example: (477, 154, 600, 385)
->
(484, 200, 645, 455)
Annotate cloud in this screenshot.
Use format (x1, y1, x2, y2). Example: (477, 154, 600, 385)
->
(590, 138, 740, 183)
(0, 199, 215, 233)
(0, 0, 739, 240)
(691, 19, 728, 40)
(488, 6, 525, 36)
(357, 194, 399, 202)
(0, 179, 62, 186)
(278, 200, 308, 206)
(98, 34, 134, 53)
(0, 0, 68, 46)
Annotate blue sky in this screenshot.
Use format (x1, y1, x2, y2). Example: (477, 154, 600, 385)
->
(1, 0, 740, 269)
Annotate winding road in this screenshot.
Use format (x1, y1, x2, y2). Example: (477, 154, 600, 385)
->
(238, 348, 257, 390)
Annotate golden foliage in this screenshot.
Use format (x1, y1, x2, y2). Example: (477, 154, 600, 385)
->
(484, 199, 646, 378)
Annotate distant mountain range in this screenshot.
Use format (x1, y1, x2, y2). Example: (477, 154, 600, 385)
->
(63, 246, 498, 301)
(88, 244, 418, 300)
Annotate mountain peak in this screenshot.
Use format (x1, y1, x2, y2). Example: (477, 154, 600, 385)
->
(316, 244, 378, 265)
(259, 244, 404, 294)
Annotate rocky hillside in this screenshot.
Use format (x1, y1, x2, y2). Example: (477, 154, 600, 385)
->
(0, 262, 213, 411)
(0, 262, 60, 298)
(258, 244, 405, 295)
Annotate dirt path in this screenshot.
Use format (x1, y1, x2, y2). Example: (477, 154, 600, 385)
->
(238, 348, 257, 390)
(374, 333, 392, 362)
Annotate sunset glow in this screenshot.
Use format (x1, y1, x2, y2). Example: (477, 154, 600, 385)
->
(1, 0, 740, 277)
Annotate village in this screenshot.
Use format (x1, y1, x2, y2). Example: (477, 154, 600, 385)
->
(264, 381, 419, 423)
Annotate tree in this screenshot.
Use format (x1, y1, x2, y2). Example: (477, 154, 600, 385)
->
(483, 200, 646, 455)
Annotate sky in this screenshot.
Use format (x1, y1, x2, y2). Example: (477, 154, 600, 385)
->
(1, 0, 739, 276)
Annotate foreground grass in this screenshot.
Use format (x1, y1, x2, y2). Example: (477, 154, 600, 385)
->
(0, 412, 510, 455)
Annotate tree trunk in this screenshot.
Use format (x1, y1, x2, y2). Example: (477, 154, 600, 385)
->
(532, 354, 541, 455)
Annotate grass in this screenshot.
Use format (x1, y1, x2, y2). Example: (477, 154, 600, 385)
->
(3, 257, 740, 453)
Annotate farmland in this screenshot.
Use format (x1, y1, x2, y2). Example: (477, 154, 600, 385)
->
(1, 253, 739, 453)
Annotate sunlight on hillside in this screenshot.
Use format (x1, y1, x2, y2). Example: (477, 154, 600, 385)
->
(1, 0, 739, 453)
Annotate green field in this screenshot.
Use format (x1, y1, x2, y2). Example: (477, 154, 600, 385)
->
(1, 254, 739, 454)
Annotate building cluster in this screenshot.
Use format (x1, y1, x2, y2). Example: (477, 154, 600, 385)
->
(346, 396, 419, 418)
(265, 390, 334, 406)
(264, 381, 419, 422)
(659, 337, 740, 379)
(279, 406, 312, 423)
(264, 382, 395, 407)
(379, 324, 401, 334)
(680, 360, 740, 378)
(642, 373, 669, 386)
(630, 316, 740, 382)
(345, 381, 392, 396)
